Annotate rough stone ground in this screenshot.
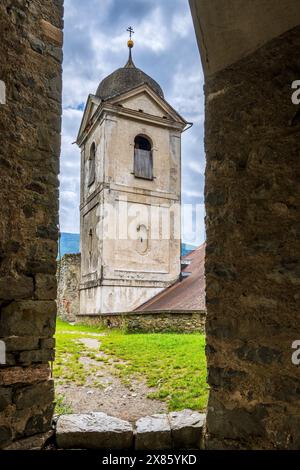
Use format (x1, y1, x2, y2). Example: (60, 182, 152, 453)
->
(56, 332, 167, 422)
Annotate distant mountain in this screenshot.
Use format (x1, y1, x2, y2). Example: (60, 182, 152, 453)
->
(58, 232, 80, 259)
(58, 234, 196, 259)
(181, 243, 198, 257)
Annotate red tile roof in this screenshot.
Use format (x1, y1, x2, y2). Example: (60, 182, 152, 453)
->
(135, 243, 206, 312)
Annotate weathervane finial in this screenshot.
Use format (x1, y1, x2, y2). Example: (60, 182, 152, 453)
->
(125, 26, 135, 68)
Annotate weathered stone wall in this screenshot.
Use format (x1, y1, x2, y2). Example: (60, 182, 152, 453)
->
(0, 0, 63, 449)
(76, 310, 206, 333)
(57, 254, 81, 322)
(204, 27, 300, 449)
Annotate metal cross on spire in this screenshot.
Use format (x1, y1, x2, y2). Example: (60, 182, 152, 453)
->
(127, 26, 135, 40)
(125, 26, 135, 68)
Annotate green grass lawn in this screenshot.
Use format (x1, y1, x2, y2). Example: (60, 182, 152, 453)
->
(54, 319, 106, 386)
(54, 319, 208, 412)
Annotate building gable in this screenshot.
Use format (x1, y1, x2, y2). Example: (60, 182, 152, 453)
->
(77, 94, 101, 143)
(117, 92, 169, 119)
(108, 85, 187, 126)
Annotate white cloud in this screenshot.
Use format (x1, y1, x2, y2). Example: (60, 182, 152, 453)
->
(169, 66, 204, 118)
(91, 7, 169, 55)
(60, 190, 78, 203)
(187, 160, 205, 175)
(59, 106, 82, 232)
(183, 189, 203, 198)
(63, 73, 98, 109)
(64, 0, 114, 23)
(135, 7, 170, 53)
(172, 11, 192, 38)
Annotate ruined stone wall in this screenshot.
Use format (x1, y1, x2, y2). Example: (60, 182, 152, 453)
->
(0, 0, 63, 449)
(57, 254, 81, 323)
(204, 27, 300, 449)
(76, 310, 206, 333)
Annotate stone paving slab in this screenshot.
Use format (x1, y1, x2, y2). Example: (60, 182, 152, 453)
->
(135, 413, 172, 450)
(169, 409, 206, 448)
(56, 412, 133, 449)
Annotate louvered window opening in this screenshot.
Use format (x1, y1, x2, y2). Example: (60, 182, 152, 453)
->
(88, 143, 96, 186)
(134, 136, 153, 180)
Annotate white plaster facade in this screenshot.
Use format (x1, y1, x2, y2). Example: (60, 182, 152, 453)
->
(77, 80, 187, 314)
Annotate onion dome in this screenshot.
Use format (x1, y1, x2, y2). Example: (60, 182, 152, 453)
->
(96, 29, 164, 101)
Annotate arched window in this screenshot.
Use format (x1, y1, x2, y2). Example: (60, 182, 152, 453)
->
(134, 135, 153, 180)
(88, 142, 96, 186)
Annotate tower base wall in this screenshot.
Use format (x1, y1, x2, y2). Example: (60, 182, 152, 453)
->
(79, 284, 167, 315)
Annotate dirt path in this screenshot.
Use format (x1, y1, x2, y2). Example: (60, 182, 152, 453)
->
(56, 333, 167, 422)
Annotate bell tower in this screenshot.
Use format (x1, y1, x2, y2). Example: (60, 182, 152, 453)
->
(77, 31, 189, 315)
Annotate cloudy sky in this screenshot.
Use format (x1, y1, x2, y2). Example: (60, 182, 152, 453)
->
(60, 0, 205, 245)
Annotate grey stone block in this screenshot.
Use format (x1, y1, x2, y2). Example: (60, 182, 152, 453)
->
(3, 431, 54, 450)
(0, 301, 56, 337)
(0, 426, 12, 446)
(4, 336, 40, 352)
(135, 413, 172, 450)
(18, 348, 55, 365)
(56, 412, 133, 449)
(0, 388, 12, 411)
(169, 409, 206, 448)
(13, 380, 55, 410)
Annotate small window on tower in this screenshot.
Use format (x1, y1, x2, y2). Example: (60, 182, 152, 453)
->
(88, 228, 93, 266)
(88, 142, 96, 186)
(134, 135, 153, 180)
